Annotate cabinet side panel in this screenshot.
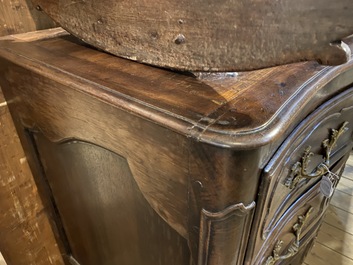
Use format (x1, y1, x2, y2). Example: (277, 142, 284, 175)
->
(33, 134, 190, 265)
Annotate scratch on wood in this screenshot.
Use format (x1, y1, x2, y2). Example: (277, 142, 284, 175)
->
(0, 101, 7, 107)
(0, 175, 16, 186)
(211, 99, 223, 105)
(48, 254, 53, 264)
(11, 192, 25, 223)
(64, 0, 85, 8)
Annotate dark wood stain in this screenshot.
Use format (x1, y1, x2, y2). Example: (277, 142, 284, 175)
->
(1, 30, 353, 265)
(33, 136, 190, 265)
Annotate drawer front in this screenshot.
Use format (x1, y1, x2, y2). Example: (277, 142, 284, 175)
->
(247, 87, 353, 264)
(253, 157, 347, 265)
(261, 117, 352, 239)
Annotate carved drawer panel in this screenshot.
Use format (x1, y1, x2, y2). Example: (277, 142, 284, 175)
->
(252, 157, 347, 265)
(246, 87, 353, 264)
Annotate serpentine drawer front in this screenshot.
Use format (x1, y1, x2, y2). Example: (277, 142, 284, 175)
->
(251, 157, 348, 265)
(1, 30, 353, 265)
(246, 88, 353, 264)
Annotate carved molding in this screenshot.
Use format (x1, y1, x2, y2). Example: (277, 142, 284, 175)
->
(285, 122, 349, 189)
(198, 202, 256, 265)
(265, 207, 313, 265)
(261, 111, 352, 239)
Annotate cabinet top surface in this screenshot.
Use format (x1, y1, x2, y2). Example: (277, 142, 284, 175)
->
(1, 29, 353, 148)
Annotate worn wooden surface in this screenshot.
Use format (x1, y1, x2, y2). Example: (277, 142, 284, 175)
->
(0, 3, 62, 265)
(31, 0, 353, 71)
(34, 136, 190, 265)
(0, 89, 4, 102)
(0, 0, 55, 36)
(1, 31, 353, 264)
(0, 253, 6, 265)
(2, 30, 353, 149)
(246, 88, 353, 264)
(0, 90, 64, 265)
(0, 27, 67, 42)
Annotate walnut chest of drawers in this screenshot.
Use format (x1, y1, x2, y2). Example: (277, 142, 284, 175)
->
(0, 30, 353, 265)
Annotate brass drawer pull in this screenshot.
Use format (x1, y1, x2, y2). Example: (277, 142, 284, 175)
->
(265, 207, 313, 265)
(285, 122, 349, 189)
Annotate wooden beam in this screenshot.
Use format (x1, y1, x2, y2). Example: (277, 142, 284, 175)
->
(0, 90, 64, 264)
(0, 0, 55, 37)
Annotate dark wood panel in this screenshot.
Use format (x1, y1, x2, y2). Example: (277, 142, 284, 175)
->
(33, 135, 190, 265)
(32, 0, 353, 71)
(0, 62, 191, 239)
(252, 178, 334, 265)
(0, 32, 264, 265)
(0, 56, 264, 265)
(1, 31, 353, 265)
(262, 90, 353, 237)
(0, 89, 5, 103)
(246, 87, 353, 264)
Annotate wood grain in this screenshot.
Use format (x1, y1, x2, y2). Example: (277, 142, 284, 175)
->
(0, 88, 5, 102)
(330, 189, 353, 213)
(338, 177, 353, 195)
(324, 205, 353, 236)
(305, 242, 353, 265)
(33, 137, 190, 265)
(0, 6, 61, 265)
(316, 222, 353, 260)
(0, 0, 55, 37)
(2, 32, 353, 149)
(1, 30, 353, 265)
(0, 27, 67, 42)
(0, 94, 64, 265)
(343, 164, 353, 181)
(31, 0, 353, 71)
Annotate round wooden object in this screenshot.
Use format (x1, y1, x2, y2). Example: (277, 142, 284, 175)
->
(32, 0, 353, 71)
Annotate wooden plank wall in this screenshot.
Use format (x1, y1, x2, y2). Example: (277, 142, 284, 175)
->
(0, 1, 63, 265)
(0, 0, 55, 36)
(0, 91, 64, 265)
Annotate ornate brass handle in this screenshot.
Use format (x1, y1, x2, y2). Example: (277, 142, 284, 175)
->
(265, 207, 313, 265)
(285, 122, 349, 189)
